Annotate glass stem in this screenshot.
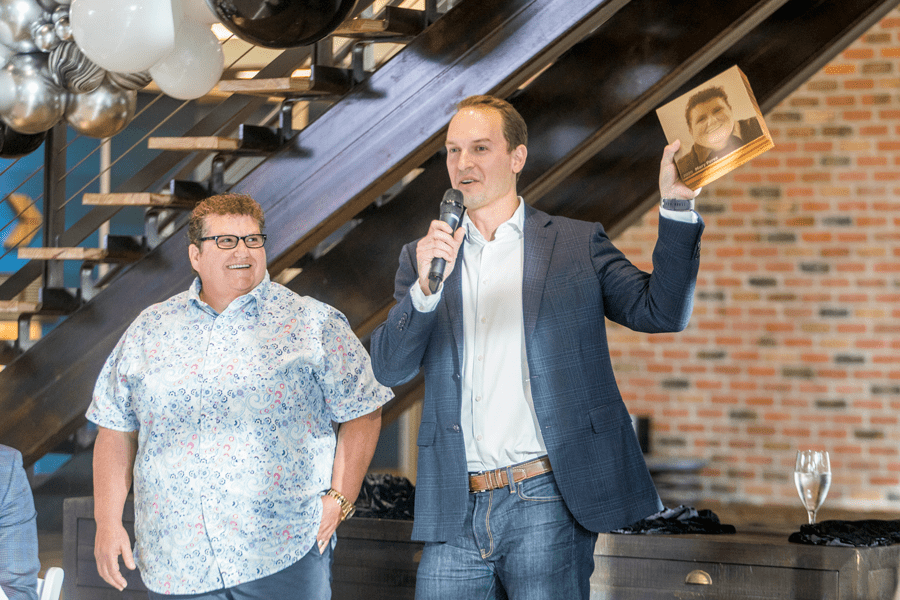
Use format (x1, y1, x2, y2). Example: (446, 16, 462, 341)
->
(808, 510, 816, 525)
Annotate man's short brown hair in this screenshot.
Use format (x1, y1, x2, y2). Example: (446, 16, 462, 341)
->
(456, 95, 528, 152)
(187, 194, 265, 247)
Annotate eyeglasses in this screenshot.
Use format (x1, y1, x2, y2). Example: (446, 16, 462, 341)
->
(199, 234, 267, 249)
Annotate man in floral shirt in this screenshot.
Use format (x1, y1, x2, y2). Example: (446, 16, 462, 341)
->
(87, 194, 393, 599)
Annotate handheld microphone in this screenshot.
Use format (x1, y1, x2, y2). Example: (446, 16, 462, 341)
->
(428, 188, 465, 294)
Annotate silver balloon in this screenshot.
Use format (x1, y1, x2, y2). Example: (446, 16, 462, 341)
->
(0, 52, 64, 134)
(30, 20, 58, 52)
(0, 0, 45, 53)
(106, 69, 151, 91)
(65, 78, 135, 138)
(48, 40, 103, 93)
(35, 0, 58, 10)
(51, 6, 69, 40)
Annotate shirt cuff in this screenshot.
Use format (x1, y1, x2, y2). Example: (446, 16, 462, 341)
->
(410, 281, 441, 313)
(659, 207, 698, 224)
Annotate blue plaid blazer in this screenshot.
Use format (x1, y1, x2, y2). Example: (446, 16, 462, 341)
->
(0, 445, 39, 600)
(371, 205, 704, 542)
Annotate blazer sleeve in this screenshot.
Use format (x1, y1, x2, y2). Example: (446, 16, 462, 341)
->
(0, 447, 39, 600)
(370, 240, 440, 387)
(596, 213, 704, 333)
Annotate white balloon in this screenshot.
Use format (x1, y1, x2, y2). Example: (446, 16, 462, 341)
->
(70, 0, 178, 73)
(181, 0, 216, 24)
(149, 20, 221, 100)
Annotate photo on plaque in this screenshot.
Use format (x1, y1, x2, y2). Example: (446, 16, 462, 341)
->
(656, 65, 774, 190)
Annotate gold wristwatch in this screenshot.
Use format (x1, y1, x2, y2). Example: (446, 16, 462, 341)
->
(325, 488, 356, 522)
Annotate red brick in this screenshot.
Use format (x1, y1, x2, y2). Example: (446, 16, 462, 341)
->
(843, 110, 873, 120)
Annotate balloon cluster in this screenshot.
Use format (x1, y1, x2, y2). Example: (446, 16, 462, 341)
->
(0, 0, 224, 156)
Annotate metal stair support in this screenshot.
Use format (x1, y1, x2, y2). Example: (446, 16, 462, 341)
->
(0, 0, 897, 465)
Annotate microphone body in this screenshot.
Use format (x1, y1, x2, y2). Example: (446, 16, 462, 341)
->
(428, 188, 465, 293)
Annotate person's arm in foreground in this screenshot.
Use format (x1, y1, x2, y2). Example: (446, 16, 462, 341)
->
(93, 427, 138, 591)
(316, 408, 383, 551)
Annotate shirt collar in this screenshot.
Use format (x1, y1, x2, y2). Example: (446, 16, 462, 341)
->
(189, 271, 271, 316)
(462, 197, 526, 245)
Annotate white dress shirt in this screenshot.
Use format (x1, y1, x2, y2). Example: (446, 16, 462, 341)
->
(412, 199, 546, 471)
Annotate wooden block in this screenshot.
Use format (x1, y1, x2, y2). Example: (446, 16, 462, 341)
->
(17, 247, 142, 263)
(147, 137, 241, 151)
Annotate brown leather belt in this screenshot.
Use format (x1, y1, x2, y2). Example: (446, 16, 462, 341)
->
(468, 456, 552, 493)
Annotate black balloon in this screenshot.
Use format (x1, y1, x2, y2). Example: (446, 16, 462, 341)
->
(0, 124, 47, 158)
(204, 0, 358, 48)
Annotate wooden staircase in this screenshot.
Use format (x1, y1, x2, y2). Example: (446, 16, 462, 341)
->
(1, 0, 897, 466)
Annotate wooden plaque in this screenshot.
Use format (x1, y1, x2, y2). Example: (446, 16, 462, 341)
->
(656, 65, 773, 190)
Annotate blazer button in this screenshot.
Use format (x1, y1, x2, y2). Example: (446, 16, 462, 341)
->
(452, 424, 460, 432)
(397, 312, 408, 330)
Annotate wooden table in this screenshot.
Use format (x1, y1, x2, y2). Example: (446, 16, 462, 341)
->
(592, 530, 900, 599)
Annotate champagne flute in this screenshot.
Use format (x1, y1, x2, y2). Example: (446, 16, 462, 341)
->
(794, 450, 831, 525)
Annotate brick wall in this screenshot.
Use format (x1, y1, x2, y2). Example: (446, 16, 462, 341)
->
(611, 7, 900, 512)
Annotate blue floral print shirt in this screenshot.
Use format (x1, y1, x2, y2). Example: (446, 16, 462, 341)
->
(86, 273, 393, 594)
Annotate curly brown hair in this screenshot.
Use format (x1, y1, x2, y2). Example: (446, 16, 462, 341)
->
(187, 194, 265, 247)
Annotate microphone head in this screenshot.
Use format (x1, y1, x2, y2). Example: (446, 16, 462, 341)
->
(440, 188, 465, 221)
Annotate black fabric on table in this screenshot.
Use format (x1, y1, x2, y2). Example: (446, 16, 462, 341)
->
(789, 520, 900, 547)
(353, 473, 416, 520)
(611, 505, 736, 535)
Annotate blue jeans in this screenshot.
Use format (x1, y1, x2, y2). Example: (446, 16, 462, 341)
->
(147, 538, 333, 600)
(415, 471, 598, 600)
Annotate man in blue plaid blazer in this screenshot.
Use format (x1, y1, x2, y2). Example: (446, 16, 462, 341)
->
(0, 445, 39, 600)
(371, 95, 704, 599)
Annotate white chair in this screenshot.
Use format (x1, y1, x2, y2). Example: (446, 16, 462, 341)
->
(36, 567, 64, 600)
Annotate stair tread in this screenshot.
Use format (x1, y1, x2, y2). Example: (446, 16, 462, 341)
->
(82, 193, 196, 207)
(217, 77, 317, 95)
(148, 137, 241, 151)
(18, 247, 142, 262)
(332, 8, 425, 39)
(0, 301, 39, 314)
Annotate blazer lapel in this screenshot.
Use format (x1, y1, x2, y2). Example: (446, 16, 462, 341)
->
(443, 243, 465, 362)
(523, 206, 555, 344)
